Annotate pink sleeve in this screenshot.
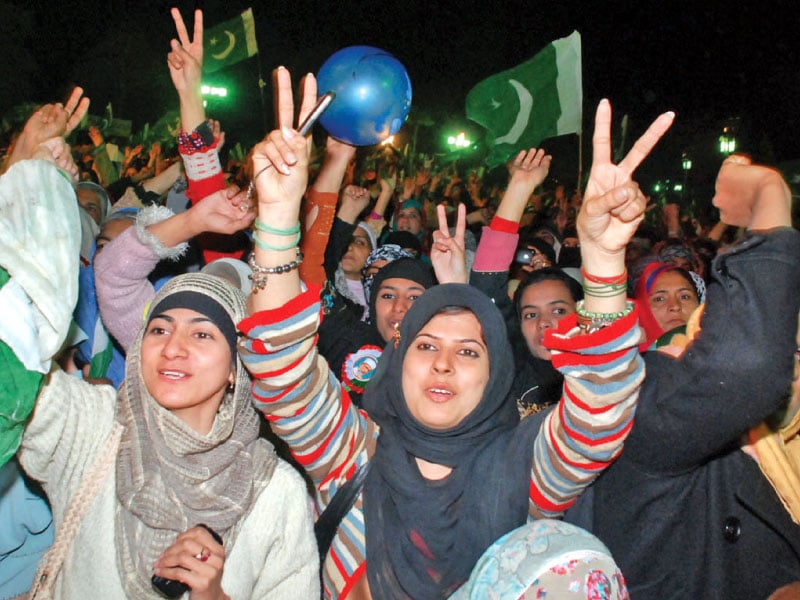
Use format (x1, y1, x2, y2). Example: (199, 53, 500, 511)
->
(472, 226, 519, 272)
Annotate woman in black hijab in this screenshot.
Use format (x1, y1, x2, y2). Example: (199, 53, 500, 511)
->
(361, 283, 542, 596)
(242, 72, 674, 598)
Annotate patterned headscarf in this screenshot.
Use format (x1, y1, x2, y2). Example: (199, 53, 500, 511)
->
(361, 244, 414, 307)
(450, 520, 629, 599)
(115, 273, 277, 598)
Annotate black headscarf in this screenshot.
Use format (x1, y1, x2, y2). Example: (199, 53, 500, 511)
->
(510, 268, 583, 412)
(366, 257, 436, 329)
(362, 284, 542, 598)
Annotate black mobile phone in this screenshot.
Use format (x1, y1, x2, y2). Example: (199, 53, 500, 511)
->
(297, 91, 335, 136)
(152, 524, 223, 598)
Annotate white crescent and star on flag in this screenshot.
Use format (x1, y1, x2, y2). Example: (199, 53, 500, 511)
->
(209, 31, 236, 60)
(492, 79, 533, 145)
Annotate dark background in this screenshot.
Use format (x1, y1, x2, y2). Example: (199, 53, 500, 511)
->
(1, 0, 797, 211)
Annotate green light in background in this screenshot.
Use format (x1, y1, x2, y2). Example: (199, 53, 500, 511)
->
(201, 85, 228, 98)
(447, 132, 472, 149)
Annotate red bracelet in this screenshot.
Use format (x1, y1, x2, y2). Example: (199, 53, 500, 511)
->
(370, 211, 383, 220)
(581, 267, 628, 286)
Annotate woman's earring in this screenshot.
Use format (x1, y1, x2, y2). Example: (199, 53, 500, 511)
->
(226, 381, 235, 394)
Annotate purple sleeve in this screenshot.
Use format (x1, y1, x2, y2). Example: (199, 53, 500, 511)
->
(93, 227, 158, 352)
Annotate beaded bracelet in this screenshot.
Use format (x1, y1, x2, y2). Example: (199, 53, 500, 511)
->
(575, 300, 635, 333)
(247, 248, 304, 293)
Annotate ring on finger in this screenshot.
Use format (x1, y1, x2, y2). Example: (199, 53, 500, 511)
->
(195, 547, 211, 562)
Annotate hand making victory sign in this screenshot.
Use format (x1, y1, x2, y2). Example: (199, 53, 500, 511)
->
(579, 100, 674, 275)
(168, 8, 203, 96)
(431, 202, 468, 284)
(248, 67, 318, 310)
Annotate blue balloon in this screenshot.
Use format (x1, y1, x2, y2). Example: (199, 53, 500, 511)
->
(316, 46, 412, 146)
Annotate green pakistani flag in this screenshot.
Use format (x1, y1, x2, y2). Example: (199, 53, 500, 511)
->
(466, 31, 582, 167)
(203, 8, 259, 74)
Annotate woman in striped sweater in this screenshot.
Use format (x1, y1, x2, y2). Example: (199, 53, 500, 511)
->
(241, 68, 673, 598)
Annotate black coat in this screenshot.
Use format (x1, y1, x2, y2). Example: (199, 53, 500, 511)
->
(567, 228, 800, 599)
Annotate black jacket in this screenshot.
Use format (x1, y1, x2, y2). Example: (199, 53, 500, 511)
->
(567, 228, 800, 599)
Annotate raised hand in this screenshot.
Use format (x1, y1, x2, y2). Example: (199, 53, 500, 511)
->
(25, 91, 88, 142)
(33, 137, 79, 183)
(507, 147, 552, 192)
(153, 525, 226, 600)
(379, 173, 397, 197)
(429, 171, 442, 192)
(338, 184, 370, 223)
(325, 136, 357, 164)
(88, 125, 104, 147)
(249, 67, 317, 310)
(310, 136, 356, 193)
(250, 67, 317, 213)
(401, 175, 416, 199)
(168, 8, 203, 95)
(431, 203, 468, 284)
(62, 87, 91, 136)
(713, 154, 792, 230)
(579, 100, 674, 260)
(5, 88, 89, 170)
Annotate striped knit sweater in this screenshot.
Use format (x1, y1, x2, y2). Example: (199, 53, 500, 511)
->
(239, 285, 643, 599)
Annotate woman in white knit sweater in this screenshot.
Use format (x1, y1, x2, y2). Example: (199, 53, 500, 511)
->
(3, 134, 317, 598)
(17, 270, 319, 599)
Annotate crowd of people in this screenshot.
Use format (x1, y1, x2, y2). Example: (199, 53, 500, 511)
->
(0, 7, 798, 600)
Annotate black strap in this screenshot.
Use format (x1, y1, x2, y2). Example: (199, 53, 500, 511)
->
(314, 462, 371, 564)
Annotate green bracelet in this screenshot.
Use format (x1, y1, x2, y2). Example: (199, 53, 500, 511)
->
(254, 218, 300, 236)
(582, 282, 629, 298)
(253, 230, 301, 252)
(575, 300, 635, 320)
(575, 300, 635, 334)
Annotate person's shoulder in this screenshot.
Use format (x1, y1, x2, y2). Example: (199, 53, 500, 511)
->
(258, 455, 315, 506)
(243, 455, 315, 542)
(42, 369, 118, 410)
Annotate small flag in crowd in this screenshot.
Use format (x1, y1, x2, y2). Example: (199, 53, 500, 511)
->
(466, 31, 582, 167)
(203, 8, 259, 74)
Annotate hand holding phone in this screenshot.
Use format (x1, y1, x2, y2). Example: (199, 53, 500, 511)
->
(152, 524, 223, 598)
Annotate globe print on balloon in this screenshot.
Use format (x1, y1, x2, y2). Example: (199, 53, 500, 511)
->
(316, 46, 412, 146)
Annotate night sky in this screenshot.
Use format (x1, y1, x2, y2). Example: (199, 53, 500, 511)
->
(2, 0, 798, 188)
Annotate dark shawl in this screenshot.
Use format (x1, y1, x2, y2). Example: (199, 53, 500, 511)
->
(361, 283, 543, 598)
